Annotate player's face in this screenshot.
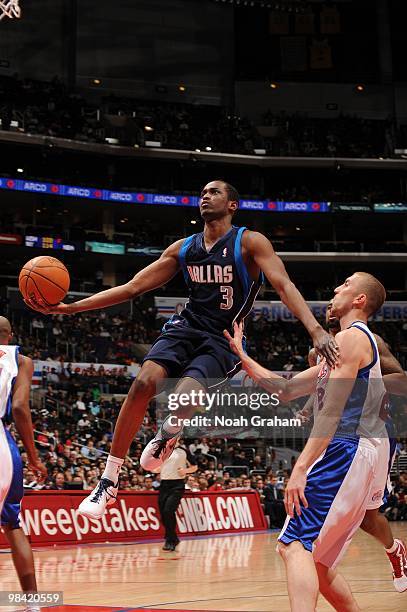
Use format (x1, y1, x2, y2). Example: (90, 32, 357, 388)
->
(199, 181, 237, 221)
(332, 274, 364, 316)
(326, 300, 340, 332)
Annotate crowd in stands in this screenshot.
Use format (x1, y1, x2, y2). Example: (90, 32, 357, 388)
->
(12, 304, 159, 364)
(18, 397, 292, 528)
(261, 111, 397, 159)
(9, 304, 407, 371)
(0, 74, 403, 158)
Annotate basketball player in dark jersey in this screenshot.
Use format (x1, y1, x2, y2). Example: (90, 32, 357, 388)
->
(302, 301, 407, 592)
(26, 180, 338, 519)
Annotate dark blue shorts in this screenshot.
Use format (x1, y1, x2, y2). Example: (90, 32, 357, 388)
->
(143, 322, 241, 384)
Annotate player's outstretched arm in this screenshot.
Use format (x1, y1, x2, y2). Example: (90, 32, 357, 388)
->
(374, 333, 407, 395)
(12, 356, 47, 482)
(224, 322, 319, 401)
(245, 231, 339, 367)
(27, 239, 184, 315)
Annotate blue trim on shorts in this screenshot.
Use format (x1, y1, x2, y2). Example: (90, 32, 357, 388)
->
(1, 428, 24, 528)
(278, 438, 358, 552)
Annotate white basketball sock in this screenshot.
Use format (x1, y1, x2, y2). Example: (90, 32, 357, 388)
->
(385, 539, 398, 554)
(102, 455, 123, 483)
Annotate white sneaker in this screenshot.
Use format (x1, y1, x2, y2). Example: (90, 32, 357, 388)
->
(78, 477, 118, 519)
(140, 429, 182, 471)
(386, 539, 407, 593)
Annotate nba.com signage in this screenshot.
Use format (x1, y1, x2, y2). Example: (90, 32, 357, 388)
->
(154, 297, 407, 322)
(0, 491, 267, 548)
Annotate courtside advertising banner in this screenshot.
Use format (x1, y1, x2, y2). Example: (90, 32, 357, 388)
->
(0, 490, 267, 547)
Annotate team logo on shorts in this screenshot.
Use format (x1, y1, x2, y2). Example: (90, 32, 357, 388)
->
(371, 490, 383, 503)
(318, 363, 329, 380)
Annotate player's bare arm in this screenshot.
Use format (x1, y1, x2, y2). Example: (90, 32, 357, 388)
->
(243, 231, 339, 367)
(375, 333, 405, 374)
(295, 348, 318, 422)
(224, 322, 319, 401)
(308, 347, 318, 367)
(373, 333, 407, 394)
(285, 328, 369, 517)
(12, 355, 47, 482)
(27, 239, 184, 315)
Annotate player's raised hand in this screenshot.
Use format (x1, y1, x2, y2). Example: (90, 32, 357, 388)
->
(224, 322, 245, 357)
(312, 327, 339, 368)
(284, 466, 308, 518)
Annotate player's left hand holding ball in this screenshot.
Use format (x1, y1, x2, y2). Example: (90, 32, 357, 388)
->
(24, 296, 72, 315)
(19, 256, 73, 315)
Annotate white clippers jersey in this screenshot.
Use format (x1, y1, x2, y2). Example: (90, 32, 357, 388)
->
(0, 346, 19, 420)
(314, 322, 387, 439)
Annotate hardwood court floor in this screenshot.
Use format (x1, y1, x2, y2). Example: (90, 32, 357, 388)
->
(0, 525, 406, 612)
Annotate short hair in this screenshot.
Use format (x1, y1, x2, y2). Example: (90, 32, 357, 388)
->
(354, 272, 386, 316)
(214, 180, 240, 204)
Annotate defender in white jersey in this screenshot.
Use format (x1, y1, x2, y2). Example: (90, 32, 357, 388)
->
(225, 272, 390, 611)
(303, 300, 407, 592)
(0, 317, 47, 612)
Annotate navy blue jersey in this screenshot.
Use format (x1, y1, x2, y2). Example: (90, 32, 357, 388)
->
(165, 226, 263, 336)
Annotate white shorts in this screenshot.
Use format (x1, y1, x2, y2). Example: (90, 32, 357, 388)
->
(279, 436, 389, 569)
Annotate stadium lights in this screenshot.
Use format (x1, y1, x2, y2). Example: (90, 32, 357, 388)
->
(17, 167, 24, 173)
(91, 78, 102, 86)
(355, 84, 365, 93)
(195, 148, 201, 152)
(191, 220, 197, 224)
(178, 85, 186, 92)
(270, 82, 278, 89)
(144, 125, 154, 132)
(205, 146, 212, 151)
(254, 148, 266, 155)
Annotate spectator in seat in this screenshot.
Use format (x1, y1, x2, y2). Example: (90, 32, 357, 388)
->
(50, 472, 65, 490)
(142, 475, 154, 491)
(263, 476, 286, 528)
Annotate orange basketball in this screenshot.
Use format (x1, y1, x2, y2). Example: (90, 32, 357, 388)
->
(19, 256, 70, 307)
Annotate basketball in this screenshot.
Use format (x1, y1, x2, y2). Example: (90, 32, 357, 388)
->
(18, 256, 70, 306)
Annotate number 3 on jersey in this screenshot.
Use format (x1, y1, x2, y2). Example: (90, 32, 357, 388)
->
(220, 285, 233, 310)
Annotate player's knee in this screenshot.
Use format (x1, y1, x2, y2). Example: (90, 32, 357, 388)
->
(359, 510, 377, 534)
(175, 377, 204, 397)
(276, 541, 290, 560)
(128, 374, 157, 401)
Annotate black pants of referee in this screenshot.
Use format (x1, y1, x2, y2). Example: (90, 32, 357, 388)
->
(158, 479, 185, 544)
